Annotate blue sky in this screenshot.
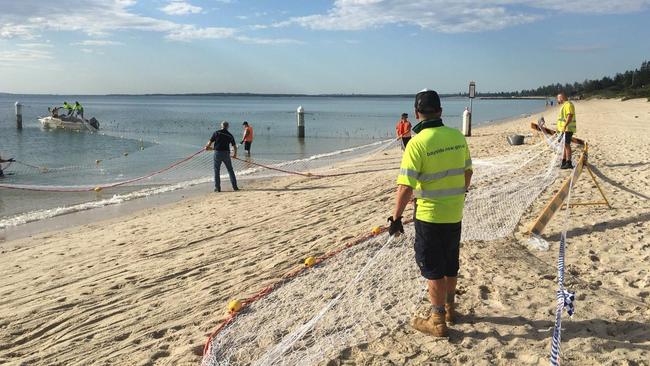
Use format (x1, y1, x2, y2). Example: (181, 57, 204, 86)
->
(1, 0, 649, 94)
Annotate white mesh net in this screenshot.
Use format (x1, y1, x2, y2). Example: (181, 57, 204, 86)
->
(201, 131, 565, 366)
(0, 139, 396, 192)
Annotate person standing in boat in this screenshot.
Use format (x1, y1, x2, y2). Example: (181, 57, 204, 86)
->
(63, 101, 74, 116)
(0, 155, 16, 178)
(74, 101, 84, 119)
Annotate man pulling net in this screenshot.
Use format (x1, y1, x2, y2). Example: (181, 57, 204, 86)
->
(388, 89, 473, 337)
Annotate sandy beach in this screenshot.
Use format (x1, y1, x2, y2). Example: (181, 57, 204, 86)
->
(1, 98, 649, 365)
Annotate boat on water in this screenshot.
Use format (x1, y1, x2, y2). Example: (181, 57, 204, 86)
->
(39, 114, 100, 132)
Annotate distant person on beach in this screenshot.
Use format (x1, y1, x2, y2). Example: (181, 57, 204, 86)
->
(205, 121, 239, 192)
(74, 101, 84, 119)
(63, 101, 74, 116)
(0, 155, 16, 178)
(556, 92, 576, 169)
(396, 113, 412, 149)
(388, 89, 473, 338)
(240, 121, 254, 155)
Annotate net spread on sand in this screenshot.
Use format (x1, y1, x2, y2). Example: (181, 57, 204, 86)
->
(1, 128, 566, 364)
(201, 131, 565, 366)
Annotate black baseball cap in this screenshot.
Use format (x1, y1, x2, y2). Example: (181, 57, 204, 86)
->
(242, 121, 248, 125)
(415, 89, 441, 113)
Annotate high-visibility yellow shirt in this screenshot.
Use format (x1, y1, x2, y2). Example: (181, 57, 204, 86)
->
(396, 119, 472, 224)
(557, 101, 576, 133)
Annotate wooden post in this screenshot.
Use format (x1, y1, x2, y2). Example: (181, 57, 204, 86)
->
(297, 105, 305, 138)
(15, 101, 23, 129)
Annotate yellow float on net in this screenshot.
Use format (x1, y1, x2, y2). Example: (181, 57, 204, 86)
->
(93, 186, 103, 192)
(304, 256, 316, 267)
(305, 172, 313, 177)
(123, 152, 129, 156)
(371, 226, 381, 236)
(95, 159, 102, 165)
(227, 299, 242, 313)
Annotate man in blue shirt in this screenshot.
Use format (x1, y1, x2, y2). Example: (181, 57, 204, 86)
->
(205, 121, 239, 192)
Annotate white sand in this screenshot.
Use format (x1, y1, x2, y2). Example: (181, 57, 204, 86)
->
(0, 98, 648, 365)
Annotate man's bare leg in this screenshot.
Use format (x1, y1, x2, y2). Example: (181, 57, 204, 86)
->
(445, 276, 457, 323)
(412, 278, 448, 336)
(427, 278, 445, 307)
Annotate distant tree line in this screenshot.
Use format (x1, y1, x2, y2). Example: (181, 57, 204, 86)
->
(477, 60, 650, 100)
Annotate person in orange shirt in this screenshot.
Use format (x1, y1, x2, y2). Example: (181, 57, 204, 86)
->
(396, 113, 412, 149)
(240, 121, 254, 155)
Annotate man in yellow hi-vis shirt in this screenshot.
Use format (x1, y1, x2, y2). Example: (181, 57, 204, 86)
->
(388, 89, 473, 338)
(556, 92, 576, 169)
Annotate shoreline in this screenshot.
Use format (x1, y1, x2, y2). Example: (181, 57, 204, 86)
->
(0, 103, 547, 239)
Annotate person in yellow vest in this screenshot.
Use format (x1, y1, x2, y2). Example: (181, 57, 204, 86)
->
(388, 89, 473, 338)
(556, 92, 576, 169)
(240, 121, 254, 155)
(62, 101, 74, 116)
(74, 101, 84, 119)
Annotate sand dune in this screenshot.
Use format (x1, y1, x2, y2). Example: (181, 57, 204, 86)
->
(0, 98, 648, 365)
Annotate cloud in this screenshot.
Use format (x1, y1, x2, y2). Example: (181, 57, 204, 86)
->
(71, 40, 124, 46)
(160, 1, 203, 16)
(0, 0, 297, 45)
(0, 23, 38, 39)
(234, 36, 304, 45)
(0, 48, 52, 63)
(17, 42, 53, 48)
(166, 25, 236, 41)
(269, 0, 650, 33)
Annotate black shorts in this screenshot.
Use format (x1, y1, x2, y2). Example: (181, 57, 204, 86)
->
(244, 141, 252, 151)
(561, 132, 573, 145)
(414, 219, 462, 280)
(401, 137, 411, 148)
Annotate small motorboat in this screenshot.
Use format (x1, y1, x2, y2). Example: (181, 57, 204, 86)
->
(39, 114, 100, 132)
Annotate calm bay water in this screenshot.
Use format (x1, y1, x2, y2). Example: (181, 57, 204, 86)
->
(0, 94, 545, 227)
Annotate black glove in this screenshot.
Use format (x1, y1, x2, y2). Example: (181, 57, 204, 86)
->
(387, 216, 404, 236)
(8, 158, 15, 162)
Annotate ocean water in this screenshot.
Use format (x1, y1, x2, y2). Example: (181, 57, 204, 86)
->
(0, 94, 545, 228)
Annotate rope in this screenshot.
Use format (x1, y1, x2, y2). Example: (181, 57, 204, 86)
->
(0, 149, 206, 192)
(14, 160, 51, 173)
(232, 156, 324, 178)
(549, 134, 577, 366)
(200, 221, 408, 361)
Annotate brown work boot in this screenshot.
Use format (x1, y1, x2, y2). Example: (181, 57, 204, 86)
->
(445, 303, 456, 324)
(411, 312, 448, 337)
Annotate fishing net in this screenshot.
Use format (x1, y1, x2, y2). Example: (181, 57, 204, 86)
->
(0, 139, 398, 228)
(0, 139, 396, 192)
(201, 131, 565, 366)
